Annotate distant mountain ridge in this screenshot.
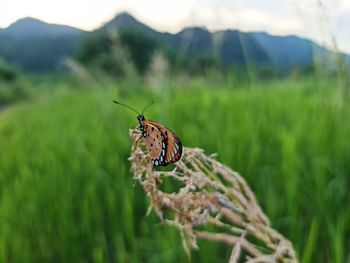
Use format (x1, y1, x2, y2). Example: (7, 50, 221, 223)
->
(0, 18, 86, 72)
(103, 13, 345, 71)
(0, 12, 346, 73)
(99, 13, 272, 66)
(0, 17, 85, 38)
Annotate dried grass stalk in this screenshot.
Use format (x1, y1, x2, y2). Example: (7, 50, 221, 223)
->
(129, 129, 298, 262)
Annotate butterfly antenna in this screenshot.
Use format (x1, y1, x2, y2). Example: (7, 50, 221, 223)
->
(113, 100, 140, 115)
(141, 101, 154, 114)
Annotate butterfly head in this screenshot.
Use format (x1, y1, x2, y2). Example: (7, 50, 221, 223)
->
(137, 114, 145, 122)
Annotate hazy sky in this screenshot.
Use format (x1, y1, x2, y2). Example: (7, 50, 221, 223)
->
(1, 0, 350, 52)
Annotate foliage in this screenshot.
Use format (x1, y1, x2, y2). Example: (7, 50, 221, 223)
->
(0, 59, 18, 82)
(167, 52, 221, 75)
(77, 30, 159, 76)
(120, 30, 159, 74)
(0, 76, 349, 263)
(0, 64, 32, 106)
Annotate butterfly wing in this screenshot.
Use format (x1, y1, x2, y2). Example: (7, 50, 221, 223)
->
(144, 120, 182, 166)
(165, 131, 182, 164)
(142, 121, 166, 166)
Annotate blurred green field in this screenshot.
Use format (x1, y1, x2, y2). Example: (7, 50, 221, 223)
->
(0, 76, 349, 263)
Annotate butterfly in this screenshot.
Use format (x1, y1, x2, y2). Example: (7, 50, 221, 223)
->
(114, 100, 182, 167)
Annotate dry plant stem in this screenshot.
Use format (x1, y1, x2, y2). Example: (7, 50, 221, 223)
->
(229, 232, 245, 263)
(129, 129, 298, 262)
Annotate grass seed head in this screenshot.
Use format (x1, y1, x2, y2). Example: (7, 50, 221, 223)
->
(129, 129, 298, 262)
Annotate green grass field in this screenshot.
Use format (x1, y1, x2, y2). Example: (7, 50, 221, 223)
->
(0, 75, 349, 262)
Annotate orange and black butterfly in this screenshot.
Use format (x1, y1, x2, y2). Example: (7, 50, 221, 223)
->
(114, 100, 182, 167)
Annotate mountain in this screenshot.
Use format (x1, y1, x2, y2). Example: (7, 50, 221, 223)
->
(0, 18, 86, 72)
(97, 15, 273, 67)
(166, 27, 213, 56)
(95, 13, 343, 72)
(0, 17, 84, 38)
(214, 30, 271, 66)
(0, 12, 346, 73)
(251, 32, 321, 71)
(98, 12, 158, 36)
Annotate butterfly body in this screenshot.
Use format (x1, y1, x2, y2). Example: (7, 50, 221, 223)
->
(137, 114, 182, 167)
